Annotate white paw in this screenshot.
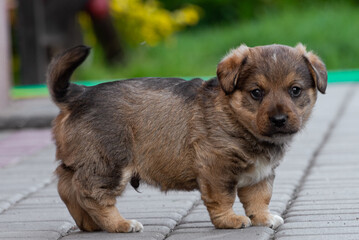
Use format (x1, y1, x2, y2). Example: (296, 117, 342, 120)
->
(128, 220, 144, 232)
(268, 214, 284, 229)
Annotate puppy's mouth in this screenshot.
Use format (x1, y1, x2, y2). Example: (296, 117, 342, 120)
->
(258, 129, 298, 144)
(262, 129, 298, 138)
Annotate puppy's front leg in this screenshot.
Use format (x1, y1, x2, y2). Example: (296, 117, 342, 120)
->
(237, 177, 283, 229)
(199, 180, 251, 229)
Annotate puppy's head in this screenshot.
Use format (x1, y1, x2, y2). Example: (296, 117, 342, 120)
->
(217, 44, 327, 143)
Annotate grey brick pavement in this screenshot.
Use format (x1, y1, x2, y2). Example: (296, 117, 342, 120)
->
(0, 83, 358, 240)
(275, 84, 359, 240)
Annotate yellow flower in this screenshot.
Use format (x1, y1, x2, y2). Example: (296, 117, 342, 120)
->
(109, 0, 201, 46)
(173, 5, 201, 26)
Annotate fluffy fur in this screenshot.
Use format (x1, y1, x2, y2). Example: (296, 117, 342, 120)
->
(47, 44, 327, 233)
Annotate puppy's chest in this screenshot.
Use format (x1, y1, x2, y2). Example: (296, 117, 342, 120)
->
(236, 151, 282, 188)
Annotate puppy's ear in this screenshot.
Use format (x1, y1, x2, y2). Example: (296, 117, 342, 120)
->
(296, 43, 327, 94)
(217, 44, 250, 94)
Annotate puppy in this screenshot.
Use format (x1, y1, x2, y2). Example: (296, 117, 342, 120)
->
(47, 43, 327, 233)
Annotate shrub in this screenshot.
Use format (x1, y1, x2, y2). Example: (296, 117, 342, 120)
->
(109, 0, 201, 46)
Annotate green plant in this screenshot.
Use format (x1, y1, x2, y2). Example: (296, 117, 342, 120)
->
(109, 0, 200, 46)
(75, 2, 359, 81)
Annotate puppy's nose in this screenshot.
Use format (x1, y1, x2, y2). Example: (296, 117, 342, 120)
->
(270, 114, 288, 128)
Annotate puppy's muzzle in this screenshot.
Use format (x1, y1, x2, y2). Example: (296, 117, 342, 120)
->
(265, 113, 298, 137)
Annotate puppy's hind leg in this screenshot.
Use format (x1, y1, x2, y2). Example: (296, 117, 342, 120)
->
(56, 165, 101, 232)
(74, 168, 143, 233)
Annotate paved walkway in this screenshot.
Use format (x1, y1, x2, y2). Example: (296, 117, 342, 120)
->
(0, 83, 358, 240)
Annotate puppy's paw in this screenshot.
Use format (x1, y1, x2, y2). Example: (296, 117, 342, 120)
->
(251, 213, 283, 229)
(268, 214, 284, 229)
(128, 219, 144, 232)
(213, 214, 252, 229)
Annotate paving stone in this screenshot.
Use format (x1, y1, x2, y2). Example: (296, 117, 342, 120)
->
(128, 218, 178, 229)
(0, 213, 72, 223)
(166, 227, 273, 240)
(276, 234, 359, 240)
(302, 181, 359, 188)
(294, 194, 359, 202)
(120, 212, 184, 222)
(0, 221, 74, 233)
(62, 230, 165, 240)
(17, 197, 64, 206)
(289, 203, 359, 211)
(278, 220, 359, 230)
(276, 226, 359, 238)
(0, 230, 61, 239)
(286, 208, 359, 217)
(175, 221, 214, 229)
(116, 199, 197, 209)
(297, 189, 359, 197)
(289, 199, 359, 206)
(285, 213, 359, 223)
(117, 208, 188, 216)
(181, 211, 211, 223)
(143, 225, 171, 234)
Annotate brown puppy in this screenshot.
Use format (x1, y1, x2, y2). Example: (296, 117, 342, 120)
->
(47, 43, 327, 233)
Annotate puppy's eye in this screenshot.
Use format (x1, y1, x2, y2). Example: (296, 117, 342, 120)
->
(290, 86, 302, 98)
(250, 89, 263, 100)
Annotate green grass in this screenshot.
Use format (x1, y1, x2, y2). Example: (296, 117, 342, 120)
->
(74, 3, 359, 81)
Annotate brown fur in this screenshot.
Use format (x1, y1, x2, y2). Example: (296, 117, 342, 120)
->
(238, 178, 274, 227)
(47, 44, 327, 232)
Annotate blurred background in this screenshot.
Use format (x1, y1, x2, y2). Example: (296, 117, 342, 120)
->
(3, 0, 359, 99)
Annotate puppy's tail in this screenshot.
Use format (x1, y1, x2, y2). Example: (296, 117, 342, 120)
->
(47, 45, 90, 107)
